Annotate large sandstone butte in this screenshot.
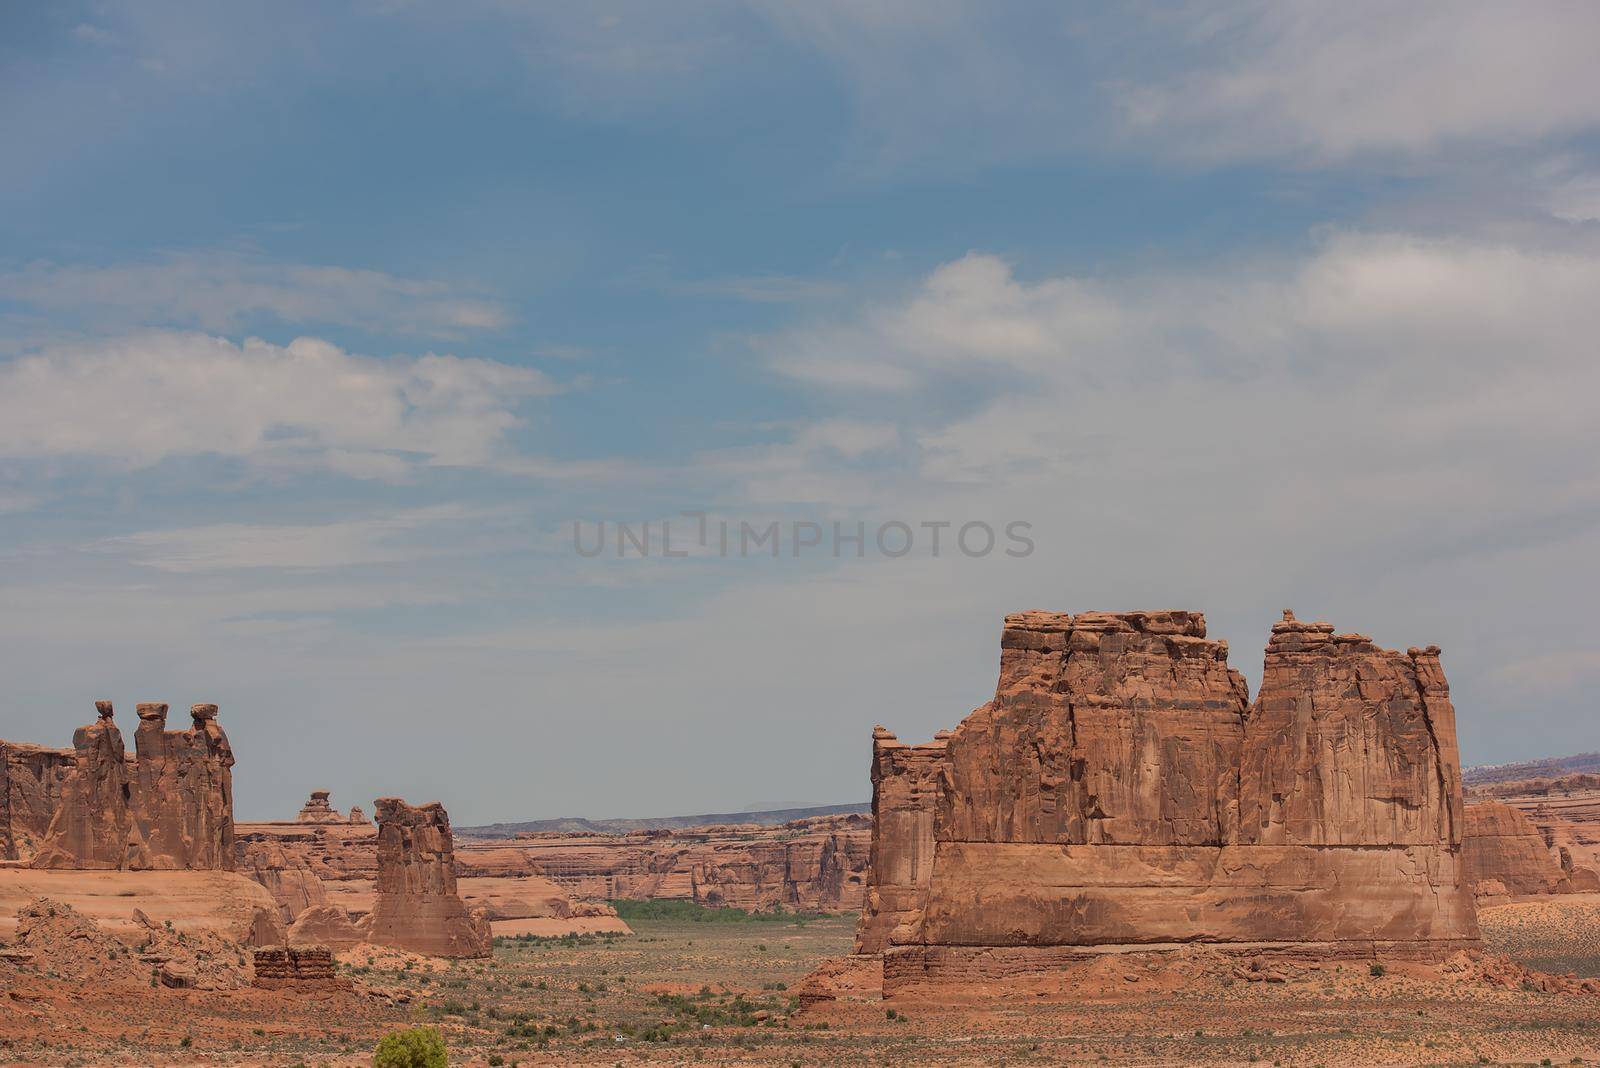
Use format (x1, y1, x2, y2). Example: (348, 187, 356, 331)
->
(363, 797, 492, 958)
(2, 702, 235, 870)
(855, 610, 1479, 994)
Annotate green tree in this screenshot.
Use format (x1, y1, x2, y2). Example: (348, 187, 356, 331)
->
(373, 1026, 448, 1068)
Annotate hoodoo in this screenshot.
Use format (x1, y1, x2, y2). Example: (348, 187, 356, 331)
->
(364, 797, 492, 958)
(854, 610, 1479, 994)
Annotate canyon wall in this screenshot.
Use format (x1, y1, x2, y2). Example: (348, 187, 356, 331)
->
(471, 815, 871, 913)
(855, 610, 1479, 993)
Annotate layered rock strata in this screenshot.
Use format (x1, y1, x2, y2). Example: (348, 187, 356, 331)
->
(252, 945, 349, 989)
(363, 797, 491, 957)
(855, 610, 1479, 995)
(463, 815, 871, 912)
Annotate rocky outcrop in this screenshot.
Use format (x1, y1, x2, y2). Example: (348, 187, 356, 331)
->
(6, 702, 235, 871)
(853, 609, 1479, 995)
(348, 804, 371, 825)
(31, 702, 148, 869)
(0, 742, 10, 861)
(297, 790, 341, 822)
(363, 798, 491, 958)
(1463, 801, 1599, 896)
(286, 903, 367, 948)
(130, 703, 236, 870)
(1, 743, 75, 861)
(240, 838, 330, 922)
(253, 944, 349, 989)
(855, 730, 946, 954)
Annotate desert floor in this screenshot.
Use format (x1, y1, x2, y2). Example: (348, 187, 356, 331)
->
(6, 898, 1600, 1066)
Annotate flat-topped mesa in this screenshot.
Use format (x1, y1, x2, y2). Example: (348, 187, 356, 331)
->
(297, 791, 343, 823)
(14, 700, 235, 871)
(364, 797, 491, 958)
(854, 609, 1478, 996)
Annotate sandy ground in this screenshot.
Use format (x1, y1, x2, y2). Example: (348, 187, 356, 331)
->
(4, 902, 1600, 1065)
(0, 869, 277, 943)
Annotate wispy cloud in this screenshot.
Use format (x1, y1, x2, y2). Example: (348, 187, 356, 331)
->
(1115, 1, 1600, 164)
(0, 250, 510, 338)
(103, 503, 505, 572)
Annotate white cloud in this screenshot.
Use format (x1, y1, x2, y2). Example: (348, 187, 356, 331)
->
(766, 233, 1600, 393)
(0, 251, 510, 338)
(104, 504, 503, 572)
(0, 331, 558, 477)
(1117, 1, 1600, 164)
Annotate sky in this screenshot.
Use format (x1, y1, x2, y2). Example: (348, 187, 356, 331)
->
(3, 1, 1600, 824)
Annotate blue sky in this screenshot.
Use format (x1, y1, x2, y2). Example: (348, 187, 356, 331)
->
(4, 2, 1600, 822)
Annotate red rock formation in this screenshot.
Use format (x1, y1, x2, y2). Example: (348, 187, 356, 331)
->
(286, 905, 366, 949)
(363, 797, 491, 958)
(1463, 801, 1598, 896)
(1, 743, 75, 860)
(855, 729, 946, 954)
(0, 741, 11, 861)
(9, 701, 235, 871)
(469, 816, 871, 912)
(239, 837, 330, 922)
(297, 790, 341, 822)
(252, 944, 349, 989)
(131, 703, 236, 870)
(347, 804, 371, 825)
(853, 609, 1479, 995)
(32, 702, 150, 869)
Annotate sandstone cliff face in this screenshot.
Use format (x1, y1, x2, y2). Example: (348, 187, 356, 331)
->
(239, 837, 330, 922)
(856, 610, 1479, 991)
(0, 742, 11, 861)
(855, 729, 946, 954)
(363, 797, 491, 958)
(32, 703, 149, 870)
(1463, 801, 1596, 896)
(5, 702, 235, 871)
(131, 704, 236, 870)
(1, 744, 74, 860)
(1239, 619, 1461, 848)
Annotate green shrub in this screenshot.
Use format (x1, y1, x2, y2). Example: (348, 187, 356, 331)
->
(607, 899, 820, 924)
(1368, 963, 1386, 977)
(373, 1026, 448, 1068)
